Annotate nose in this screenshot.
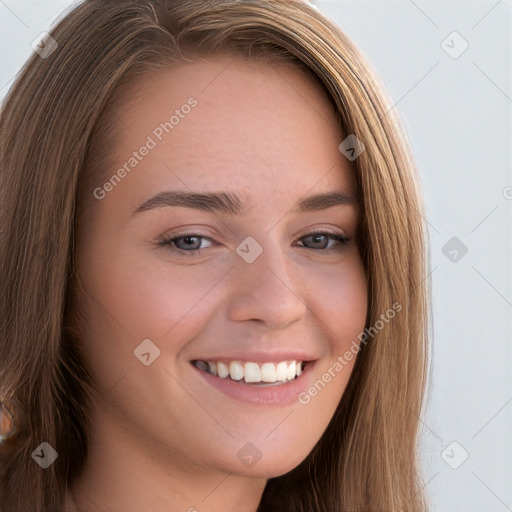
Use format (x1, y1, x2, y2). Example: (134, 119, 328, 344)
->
(226, 238, 308, 329)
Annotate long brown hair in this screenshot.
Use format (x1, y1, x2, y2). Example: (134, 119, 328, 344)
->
(0, 1, 430, 510)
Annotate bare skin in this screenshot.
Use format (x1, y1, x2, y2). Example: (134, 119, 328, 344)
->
(68, 57, 368, 512)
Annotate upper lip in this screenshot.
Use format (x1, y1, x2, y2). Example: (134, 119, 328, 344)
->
(190, 351, 320, 363)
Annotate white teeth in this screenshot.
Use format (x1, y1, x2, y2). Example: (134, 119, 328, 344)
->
(217, 362, 229, 379)
(229, 361, 244, 381)
(276, 362, 288, 382)
(287, 361, 296, 380)
(207, 361, 217, 376)
(261, 362, 277, 383)
(194, 359, 306, 384)
(244, 362, 261, 383)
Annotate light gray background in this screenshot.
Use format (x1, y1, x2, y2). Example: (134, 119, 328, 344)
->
(1, 1, 511, 510)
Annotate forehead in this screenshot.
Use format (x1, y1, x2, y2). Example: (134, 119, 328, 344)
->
(102, 57, 356, 212)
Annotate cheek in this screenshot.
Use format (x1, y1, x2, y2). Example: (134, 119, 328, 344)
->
(77, 244, 227, 377)
(111, 256, 229, 340)
(291, 259, 367, 444)
(315, 257, 368, 352)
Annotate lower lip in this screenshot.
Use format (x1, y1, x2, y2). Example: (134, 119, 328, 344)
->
(191, 361, 317, 406)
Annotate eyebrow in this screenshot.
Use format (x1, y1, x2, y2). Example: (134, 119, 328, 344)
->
(132, 190, 356, 217)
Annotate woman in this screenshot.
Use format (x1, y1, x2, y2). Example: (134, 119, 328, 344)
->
(0, 0, 430, 510)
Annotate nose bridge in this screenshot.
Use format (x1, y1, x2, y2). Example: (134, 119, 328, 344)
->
(237, 230, 290, 284)
(227, 232, 307, 327)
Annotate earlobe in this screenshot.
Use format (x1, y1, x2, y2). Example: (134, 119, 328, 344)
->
(0, 398, 17, 444)
(0, 396, 29, 490)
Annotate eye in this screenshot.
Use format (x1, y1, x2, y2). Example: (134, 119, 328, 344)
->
(293, 230, 350, 254)
(156, 230, 350, 257)
(157, 233, 215, 254)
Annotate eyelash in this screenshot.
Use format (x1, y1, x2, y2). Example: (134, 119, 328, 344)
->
(156, 229, 350, 257)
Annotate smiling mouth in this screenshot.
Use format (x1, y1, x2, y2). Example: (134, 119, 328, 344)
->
(192, 359, 308, 386)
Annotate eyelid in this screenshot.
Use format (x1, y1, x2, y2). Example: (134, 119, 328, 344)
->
(294, 225, 349, 240)
(159, 225, 348, 242)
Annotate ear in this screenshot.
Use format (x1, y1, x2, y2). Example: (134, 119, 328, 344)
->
(0, 397, 27, 478)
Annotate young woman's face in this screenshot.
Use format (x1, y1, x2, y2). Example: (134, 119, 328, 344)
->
(76, 57, 368, 479)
